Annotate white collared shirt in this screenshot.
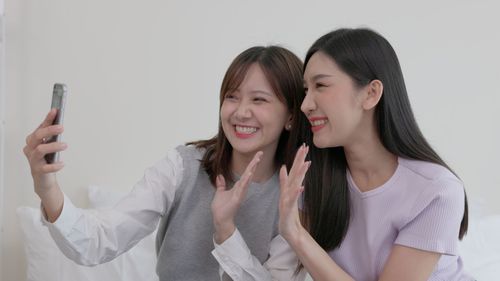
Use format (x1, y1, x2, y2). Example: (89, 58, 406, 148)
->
(41, 148, 305, 280)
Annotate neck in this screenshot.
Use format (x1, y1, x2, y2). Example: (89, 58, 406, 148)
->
(344, 124, 398, 192)
(231, 150, 277, 183)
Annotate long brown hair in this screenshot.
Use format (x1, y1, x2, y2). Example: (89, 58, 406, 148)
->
(188, 46, 309, 186)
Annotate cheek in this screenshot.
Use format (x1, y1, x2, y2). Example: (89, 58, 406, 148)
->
(267, 105, 289, 127)
(220, 103, 232, 120)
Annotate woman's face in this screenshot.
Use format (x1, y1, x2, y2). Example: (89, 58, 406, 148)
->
(302, 52, 366, 148)
(221, 63, 291, 158)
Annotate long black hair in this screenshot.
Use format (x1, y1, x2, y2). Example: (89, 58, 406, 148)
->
(302, 28, 469, 252)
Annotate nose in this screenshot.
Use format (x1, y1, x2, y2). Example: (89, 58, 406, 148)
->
(301, 92, 316, 117)
(235, 100, 252, 120)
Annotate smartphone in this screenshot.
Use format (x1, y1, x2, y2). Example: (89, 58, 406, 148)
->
(44, 83, 68, 164)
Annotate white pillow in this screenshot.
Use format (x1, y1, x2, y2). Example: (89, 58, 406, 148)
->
(17, 185, 159, 281)
(459, 214, 500, 280)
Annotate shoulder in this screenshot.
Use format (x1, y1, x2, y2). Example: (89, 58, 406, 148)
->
(398, 158, 463, 193)
(174, 144, 206, 162)
(398, 158, 465, 216)
(398, 158, 457, 182)
(151, 144, 206, 175)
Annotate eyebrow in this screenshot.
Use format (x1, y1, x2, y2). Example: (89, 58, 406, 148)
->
(249, 90, 273, 96)
(304, 74, 333, 84)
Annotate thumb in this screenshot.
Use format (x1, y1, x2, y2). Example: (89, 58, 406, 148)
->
(215, 175, 226, 192)
(279, 165, 288, 191)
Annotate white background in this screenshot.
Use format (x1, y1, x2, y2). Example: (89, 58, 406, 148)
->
(2, 0, 499, 280)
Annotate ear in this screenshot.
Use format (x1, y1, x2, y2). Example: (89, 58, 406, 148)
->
(362, 79, 383, 110)
(284, 114, 293, 131)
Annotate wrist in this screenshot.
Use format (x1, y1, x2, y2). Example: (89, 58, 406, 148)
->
(34, 182, 57, 199)
(214, 222, 235, 244)
(33, 174, 57, 195)
(283, 224, 306, 248)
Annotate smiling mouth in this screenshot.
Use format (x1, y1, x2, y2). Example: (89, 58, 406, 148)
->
(309, 118, 328, 132)
(234, 125, 258, 138)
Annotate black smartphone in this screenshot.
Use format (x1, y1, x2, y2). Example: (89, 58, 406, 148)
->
(44, 83, 68, 164)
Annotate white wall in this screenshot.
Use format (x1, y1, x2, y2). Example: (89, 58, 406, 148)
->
(3, 1, 500, 280)
(0, 0, 5, 278)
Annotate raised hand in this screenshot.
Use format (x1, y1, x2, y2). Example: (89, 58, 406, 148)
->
(211, 151, 263, 244)
(279, 144, 310, 243)
(23, 109, 67, 222)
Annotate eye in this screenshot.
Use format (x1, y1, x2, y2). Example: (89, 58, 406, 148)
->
(304, 87, 309, 94)
(315, 82, 326, 88)
(224, 93, 237, 100)
(253, 97, 268, 103)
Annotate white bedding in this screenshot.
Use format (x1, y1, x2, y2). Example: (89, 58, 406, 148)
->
(17, 187, 499, 281)
(17, 185, 158, 281)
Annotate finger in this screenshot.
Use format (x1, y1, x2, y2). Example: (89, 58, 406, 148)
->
(215, 175, 226, 192)
(26, 125, 64, 149)
(30, 142, 68, 160)
(39, 162, 65, 174)
(235, 151, 262, 191)
(279, 165, 288, 192)
(243, 151, 263, 178)
(292, 161, 311, 190)
(234, 170, 254, 200)
(37, 109, 58, 129)
(293, 185, 305, 202)
(27, 109, 59, 147)
(288, 145, 308, 187)
(288, 144, 308, 178)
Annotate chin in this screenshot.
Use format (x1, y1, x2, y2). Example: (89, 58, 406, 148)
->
(228, 141, 259, 155)
(313, 135, 335, 149)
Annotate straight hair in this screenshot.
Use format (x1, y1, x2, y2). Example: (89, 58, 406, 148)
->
(302, 28, 469, 253)
(188, 46, 309, 186)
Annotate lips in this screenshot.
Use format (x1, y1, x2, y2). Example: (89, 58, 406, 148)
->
(309, 117, 328, 133)
(234, 125, 259, 139)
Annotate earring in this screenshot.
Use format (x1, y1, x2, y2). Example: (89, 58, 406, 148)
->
(286, 124, 292, 130)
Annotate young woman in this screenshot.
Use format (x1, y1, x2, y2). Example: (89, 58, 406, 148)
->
(278, 28, 472, 281)
(23, 46, 309, 281)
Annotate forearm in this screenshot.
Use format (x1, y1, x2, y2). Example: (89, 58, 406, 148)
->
(287, 228, 354, 281)
(213, 228, 273, 281)
(35, 178, 64, 223)
(213, 229, 307, 281)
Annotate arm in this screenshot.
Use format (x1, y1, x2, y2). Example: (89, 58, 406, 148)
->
(278, 146, 447, 281)
(278, 145, 353, 281)
(24, 111, 181, 265)
(43, 151, 179, 265)
(286, 228, 439, 281)
(378, 245, 440, 281)
(212, 229, 306, 281)
(23, 109, 66, 222)
(210, 152, 305, 280)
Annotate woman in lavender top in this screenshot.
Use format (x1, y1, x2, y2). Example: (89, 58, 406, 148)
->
(278, 28, 473, 280)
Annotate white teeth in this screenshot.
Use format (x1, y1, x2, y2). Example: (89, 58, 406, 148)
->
(235, 126, 257, 134)
(311, 119, 328, 126)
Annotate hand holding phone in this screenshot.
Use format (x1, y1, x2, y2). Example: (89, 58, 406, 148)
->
(44, 83, 67, 164)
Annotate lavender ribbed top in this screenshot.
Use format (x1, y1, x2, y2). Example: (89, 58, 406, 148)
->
(328, 157, 473, 281)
